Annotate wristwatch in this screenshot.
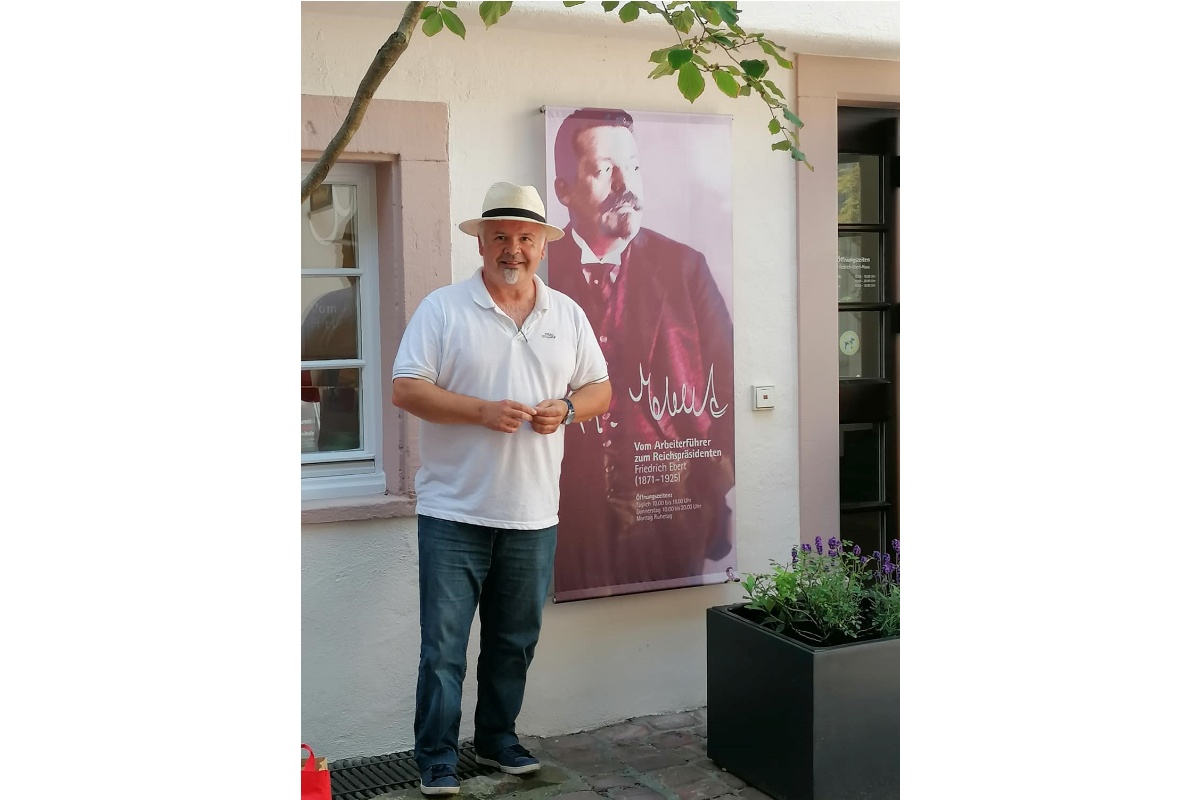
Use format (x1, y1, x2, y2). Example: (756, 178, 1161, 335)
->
(562, 397, 576, 426)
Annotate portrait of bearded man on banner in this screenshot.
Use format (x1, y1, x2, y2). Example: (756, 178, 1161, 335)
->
(546, 106, 736, 602)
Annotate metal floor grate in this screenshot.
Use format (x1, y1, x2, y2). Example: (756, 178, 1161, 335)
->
(328, 742, 500, 800)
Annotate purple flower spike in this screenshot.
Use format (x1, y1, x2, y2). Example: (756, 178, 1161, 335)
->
(853, 545, 862, 556)
(882, 552, 891, 565)
(828, 537, 839, 552)
(872, 551, 882, 562)
(861, 556, 869, 565)
(883, 562, 895, 575)
(892, 539, 900, 554)
(815, 537, 823, 555)
(801, 543, 812, 553)
(791, 545, 799, 564)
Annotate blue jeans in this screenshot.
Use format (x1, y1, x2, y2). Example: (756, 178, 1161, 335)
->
(414, 515, 557, 770)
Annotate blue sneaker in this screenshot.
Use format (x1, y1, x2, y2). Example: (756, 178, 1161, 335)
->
(420, 763, 460, 796)
(475, 742, 540, 775)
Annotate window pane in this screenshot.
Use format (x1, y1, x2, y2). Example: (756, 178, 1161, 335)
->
(838, 232, 882, 303)
(300, 368, 362, 454)
(838, 311, 882, 379)
(840, 423, 883, 503)
(840, 511, 883, 562)
(301, 276, 359, 361)
(302, 183, 359, 268)
(837, 155, 881, 224)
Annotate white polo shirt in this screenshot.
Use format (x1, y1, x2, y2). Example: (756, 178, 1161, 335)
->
(392, 268, 609, 529)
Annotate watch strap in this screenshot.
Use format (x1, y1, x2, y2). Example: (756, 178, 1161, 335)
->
(563, 397, 576, 425)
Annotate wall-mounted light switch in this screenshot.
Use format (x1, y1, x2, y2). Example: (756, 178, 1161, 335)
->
(753, 385, 776, 410)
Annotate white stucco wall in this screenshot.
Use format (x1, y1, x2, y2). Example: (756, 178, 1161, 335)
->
(301, 4, 829, 759)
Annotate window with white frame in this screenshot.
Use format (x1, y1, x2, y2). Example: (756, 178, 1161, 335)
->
(301, 162, 386, 500)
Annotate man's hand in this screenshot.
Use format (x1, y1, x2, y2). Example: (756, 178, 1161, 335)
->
(483, 399, 537, 433)
(530, 399, 569, 435)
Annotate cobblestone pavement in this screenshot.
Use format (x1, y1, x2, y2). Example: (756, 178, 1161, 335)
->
(378, 707, 770, 800)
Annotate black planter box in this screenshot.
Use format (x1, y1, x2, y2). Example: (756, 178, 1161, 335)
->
(706, 604, 899, 800)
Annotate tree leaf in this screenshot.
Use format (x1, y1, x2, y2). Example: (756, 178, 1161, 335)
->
(692, 2, 719, 24)
(648, 46, 673, 63)
(440, 8, 466, 38)
(772, 140, 791, 151)
(761, 78, 784, 100)
(602, 1, 619, 11)
(478, 1, 511, 27)
(711, 1, 739, 26)
(712, 68, 739, 98)
(420, 7, 437, 18)
(479, 1, 500, 27)
(677, 61, 705, 102)
(672, 8, 695, 33)
(422, 11, 444, 35)
(760, 39, 794, 68)
(667, 47, 694, 68)
(563, 1, 586, 5)
(768, 118, 781, 135)
(710, 33, 735, 48)
(618, 2, 640, 22)
(740, 59, 767, 79)
(648, 61, 675, 79)
(782, 106, 804, 129)
(442, 0, 457, 6)
(739, 85, 752, 96)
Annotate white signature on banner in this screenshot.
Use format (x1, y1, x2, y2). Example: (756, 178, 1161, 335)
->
(578, 363, 729, 432)
(629, 362, 729, 421)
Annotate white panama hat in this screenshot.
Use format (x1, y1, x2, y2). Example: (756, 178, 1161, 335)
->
(458, 181, 565, 241)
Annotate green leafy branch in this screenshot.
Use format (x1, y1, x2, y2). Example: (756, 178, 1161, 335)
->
(632, 2, 811, 170)
(303, 0, 811, 203)
(421, 0, 511, 35)
(419, 1, 468, 37)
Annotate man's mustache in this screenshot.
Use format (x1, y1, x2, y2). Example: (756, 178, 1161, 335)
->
(602, 191, 642, 213)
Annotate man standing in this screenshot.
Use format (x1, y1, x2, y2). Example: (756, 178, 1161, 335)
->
(549, 107, 735, 600)
(392, 182, 611, 795)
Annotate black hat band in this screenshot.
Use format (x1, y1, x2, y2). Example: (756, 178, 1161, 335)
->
(482, 207, 548, 224)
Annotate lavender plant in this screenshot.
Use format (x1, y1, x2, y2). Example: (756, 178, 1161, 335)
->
(740, 537, 900, 645)
(868, 540, 900, 637)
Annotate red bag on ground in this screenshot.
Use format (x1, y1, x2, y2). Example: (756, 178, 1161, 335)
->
(302, 743, 332, 800)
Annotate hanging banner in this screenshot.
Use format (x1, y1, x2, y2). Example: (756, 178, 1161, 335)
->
(545, 105, 737, 602)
